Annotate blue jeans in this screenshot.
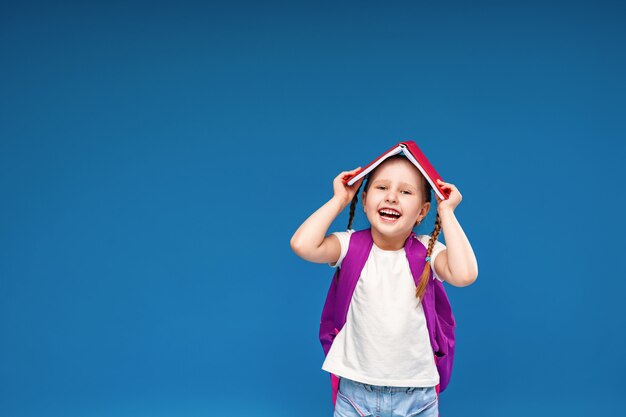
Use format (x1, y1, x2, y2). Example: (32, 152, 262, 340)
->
(334, 377, 438, 417)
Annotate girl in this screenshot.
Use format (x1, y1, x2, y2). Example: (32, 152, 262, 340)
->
(290, 154, 478, 417)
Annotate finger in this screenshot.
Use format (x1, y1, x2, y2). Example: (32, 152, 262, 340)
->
(342, 167, 362, 181)
(347, 176, 364, 187)
(340, 167, 361, 177)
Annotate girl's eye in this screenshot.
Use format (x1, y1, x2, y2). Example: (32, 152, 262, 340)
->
(376, 185, 412, 194)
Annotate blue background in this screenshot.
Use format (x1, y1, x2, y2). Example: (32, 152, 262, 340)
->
(1, 1, 625, 416)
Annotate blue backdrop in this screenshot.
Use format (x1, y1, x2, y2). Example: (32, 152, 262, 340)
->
(1, 1, 625, 416)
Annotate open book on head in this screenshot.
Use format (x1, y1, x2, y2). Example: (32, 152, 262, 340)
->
(343, 141, 450, 201)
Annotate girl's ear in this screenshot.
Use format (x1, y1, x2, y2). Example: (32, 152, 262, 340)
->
(361, 191, 367, 210)
(420, 201, 431, 218)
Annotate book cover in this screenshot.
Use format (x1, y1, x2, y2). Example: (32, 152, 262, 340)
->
(343, 141, 450, 201)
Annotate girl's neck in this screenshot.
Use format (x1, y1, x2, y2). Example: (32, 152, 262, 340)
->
(370, 228, 410, 251)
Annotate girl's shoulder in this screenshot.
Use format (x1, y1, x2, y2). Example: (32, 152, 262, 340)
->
(331, 231, 444, 247)
(330, 229, 356, 245)
(328, 229, 356, 268)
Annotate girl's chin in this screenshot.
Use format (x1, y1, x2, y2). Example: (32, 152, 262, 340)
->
(373, 215, 418, 232)
(367, 214, 412, 233)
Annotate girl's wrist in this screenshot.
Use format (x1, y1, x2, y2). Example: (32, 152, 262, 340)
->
(437, 206, 456, 218)
(331, 195, 350, 210)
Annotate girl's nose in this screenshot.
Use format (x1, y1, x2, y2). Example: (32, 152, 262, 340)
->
(385, 190, 398, 203)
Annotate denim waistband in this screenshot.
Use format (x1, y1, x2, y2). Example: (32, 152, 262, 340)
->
(345, 377, 432, 394)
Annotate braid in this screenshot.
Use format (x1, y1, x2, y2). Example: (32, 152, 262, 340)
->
(338, 183, 363, 284)
(415, 211, 442, 300)
(413, 178, 442, 301)
(346, 182, 363, 230)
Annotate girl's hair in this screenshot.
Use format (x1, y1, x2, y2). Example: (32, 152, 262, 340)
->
(346, 155, 442, 301)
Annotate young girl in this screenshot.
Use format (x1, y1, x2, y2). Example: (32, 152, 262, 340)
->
(290, 154, 478, 417)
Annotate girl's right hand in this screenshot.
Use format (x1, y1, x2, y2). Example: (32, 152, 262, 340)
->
(333, 167, 364, 207)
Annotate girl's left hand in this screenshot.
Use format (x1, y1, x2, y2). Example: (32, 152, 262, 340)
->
(435, 179, 462, 212)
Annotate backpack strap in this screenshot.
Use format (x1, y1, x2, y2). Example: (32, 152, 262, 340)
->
(319, 229, 373, 407)
(332, 230, 373, 330)
(405, 234, 456, 393)
(319, 229, 373, 356)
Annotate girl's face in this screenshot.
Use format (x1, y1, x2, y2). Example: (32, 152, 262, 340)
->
(361, 158, 430, 244)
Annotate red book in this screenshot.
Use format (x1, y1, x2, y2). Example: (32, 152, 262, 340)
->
(343, 141, 450, 201)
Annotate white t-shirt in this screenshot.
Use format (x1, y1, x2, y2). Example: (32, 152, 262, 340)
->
(321, 230, 447, 387)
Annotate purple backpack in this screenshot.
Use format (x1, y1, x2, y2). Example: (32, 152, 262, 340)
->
(319, 228, 456, 407)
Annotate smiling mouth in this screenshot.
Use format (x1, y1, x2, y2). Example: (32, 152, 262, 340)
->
(378, 209, 401, 222)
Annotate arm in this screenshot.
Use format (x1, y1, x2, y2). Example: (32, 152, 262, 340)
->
(290, 168, 364, 264)
(432, 179, 479, 287)
(290, 196, 344, 263)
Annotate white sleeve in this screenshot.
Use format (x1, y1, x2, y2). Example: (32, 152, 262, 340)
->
(417, 235, 447, 282)
(328, 229, 355, 268)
